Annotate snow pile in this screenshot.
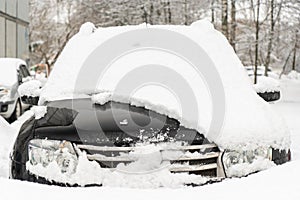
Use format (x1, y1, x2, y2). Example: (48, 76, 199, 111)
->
(30, 106, 47, 119)
(79, 22, 96, 36)
(226, 157, 275, 177)
(22, 76, 33, 83)
(39, 20, 290, 150)
(27, 145, 211, 188)
(35, 73, 48, 86)
(253, 76, 280, 93)
(0, 117, 16, 178)
(283, 70, 300, 80)
(18, 80, 42, 97)
(1, 161, 300, 200)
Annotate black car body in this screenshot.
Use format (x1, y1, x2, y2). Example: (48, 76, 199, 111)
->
(10, 98, 290, 186)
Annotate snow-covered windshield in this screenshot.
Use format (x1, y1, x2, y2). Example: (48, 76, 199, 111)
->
(40, 20, 290, 150)
(0, 61, 17, 87)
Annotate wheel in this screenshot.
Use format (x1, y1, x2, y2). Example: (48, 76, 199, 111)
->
(8, 100, 22, 123)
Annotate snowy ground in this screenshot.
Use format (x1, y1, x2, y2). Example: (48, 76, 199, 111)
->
(0, 78, 300, 199)
(272, 79, 300, 160)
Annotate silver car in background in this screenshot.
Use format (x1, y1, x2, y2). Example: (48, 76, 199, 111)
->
(0, 58, 30, 122)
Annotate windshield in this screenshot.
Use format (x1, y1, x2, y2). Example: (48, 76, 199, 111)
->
(0, 60, 17, 86)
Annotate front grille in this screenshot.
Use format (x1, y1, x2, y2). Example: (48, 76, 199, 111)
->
(77, 143, 220, 177)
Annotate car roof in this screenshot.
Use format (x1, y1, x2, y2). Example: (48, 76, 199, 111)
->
(0, 58, 26, 70)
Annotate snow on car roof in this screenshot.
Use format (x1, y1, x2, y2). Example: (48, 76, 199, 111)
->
(0, 58, 26, 86)
(39, 20, 290, 150)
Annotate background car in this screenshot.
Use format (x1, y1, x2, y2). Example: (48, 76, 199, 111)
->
(0, 58, 31, 122)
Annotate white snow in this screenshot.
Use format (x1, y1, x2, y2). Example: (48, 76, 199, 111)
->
(1, 161, 300, 200)
(79, 22, 96, 36)
(253, 76, 280, 93)
(26, 149, 210, 188)
(282, 70, 300, 80)
(0, 117, 16, 178)
(39, 20, 290, 150)
(30, 106, 47, 119)
(0, 58, 25, 86)
(272, 79, 300, 161)
(0, 75, 299, 198)
(226, 157, 275, 177)
(0, 20, 299, 196)
(26, 141, 219, 187)
(18, 80, 42, 97)
(34, 72, 48, 86)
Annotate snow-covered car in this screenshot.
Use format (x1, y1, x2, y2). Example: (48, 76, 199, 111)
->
(9, 21, 291, 187)
(0, 58, 31, 122)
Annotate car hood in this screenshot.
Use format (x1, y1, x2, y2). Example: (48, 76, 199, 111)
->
(34, 98, 206, 146)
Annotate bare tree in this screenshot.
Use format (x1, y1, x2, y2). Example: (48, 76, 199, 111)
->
(184, 0, 189, 25)
(254, 0, 261, 84)
(292, 30, 299, 71)
(265, 0, 282, 76)
(211, 0, 215, 24)
(230, 0, 236, 51)
(221, 0, 229, 38)
(28, 0, 300, 75)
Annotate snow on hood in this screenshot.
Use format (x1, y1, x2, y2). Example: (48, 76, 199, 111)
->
(39, 20, 290, 150)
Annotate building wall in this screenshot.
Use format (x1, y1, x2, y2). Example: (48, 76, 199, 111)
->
(0, 0, 29, 60)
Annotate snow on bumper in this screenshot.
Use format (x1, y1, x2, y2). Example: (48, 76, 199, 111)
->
(24, 139, 280, 188)
(26, 140, 222, 188)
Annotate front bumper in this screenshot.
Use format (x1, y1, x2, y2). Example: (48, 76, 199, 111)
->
(10, 160, 86, 187)
(10, 160, 223, 187)
(10, 145, 291, 187)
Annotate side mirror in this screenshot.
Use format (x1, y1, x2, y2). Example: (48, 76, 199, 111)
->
(257, 91, 280, 102)
(253, 77, 280, 102)
(18, 80, 42, 105)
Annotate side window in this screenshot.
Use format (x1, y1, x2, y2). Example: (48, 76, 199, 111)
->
(19, 65, 30, 79)
(17, 65, 30, 83)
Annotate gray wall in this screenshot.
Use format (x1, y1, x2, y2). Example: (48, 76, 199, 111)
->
(0, 0, 29, 60)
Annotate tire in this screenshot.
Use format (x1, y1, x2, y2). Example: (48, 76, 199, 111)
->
(8, 100, 22, 123)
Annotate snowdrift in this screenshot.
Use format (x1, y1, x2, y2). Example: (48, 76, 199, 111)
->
(0, 117, 16, 178)
(39, 20, 290, 150)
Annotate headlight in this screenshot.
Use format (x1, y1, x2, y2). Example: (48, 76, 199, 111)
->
(28, 139, 78, 174)
(0, 89, 11, 102)
(222, 147, 272, 176)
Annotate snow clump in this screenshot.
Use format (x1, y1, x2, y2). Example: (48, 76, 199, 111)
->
(18, 80, 42, 97)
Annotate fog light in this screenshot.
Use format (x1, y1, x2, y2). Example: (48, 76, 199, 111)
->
(1, 105, 8, 112)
